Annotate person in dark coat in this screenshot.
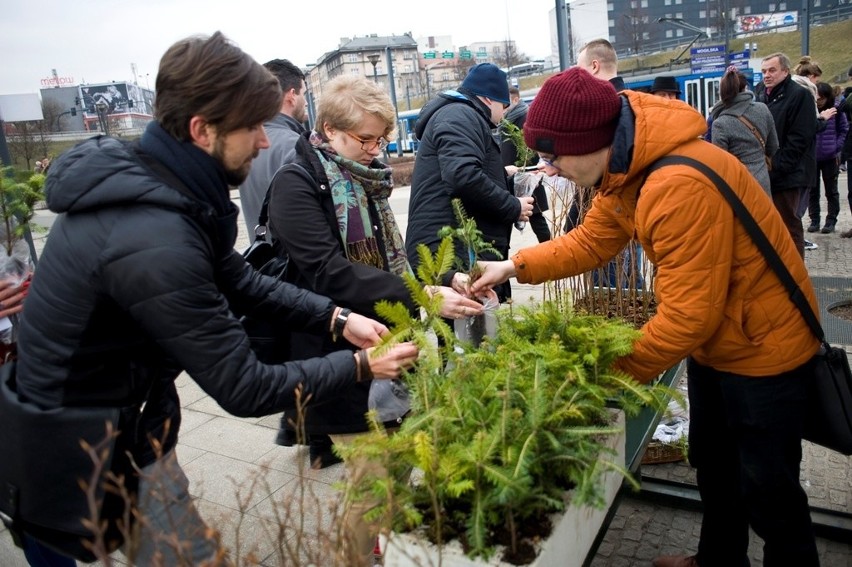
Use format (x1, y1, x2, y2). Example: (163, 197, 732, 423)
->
(500, 86, 551, 243)
(809, 81, 849, 234)
(650, 75, 682, 100)
(406, 63, 534, 301)
(265, 74, 485, 564)
(756, 52, 818, 257)
(6, 32, 417, 566)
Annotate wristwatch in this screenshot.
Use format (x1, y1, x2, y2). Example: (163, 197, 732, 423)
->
(332, 308, 352, 342)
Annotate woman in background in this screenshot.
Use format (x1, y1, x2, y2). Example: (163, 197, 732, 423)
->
(266, 75, 486, 566)
(709, 66, 778, 195)
(810, 81, 849, 235)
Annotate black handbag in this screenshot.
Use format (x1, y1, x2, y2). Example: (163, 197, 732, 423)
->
(0, 361, 141, 561)
(651, 155, 852, 455)
(241, 176, 291, 364)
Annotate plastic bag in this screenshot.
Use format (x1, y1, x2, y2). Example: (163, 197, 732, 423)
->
(454, 295, 499, 348)
(0, 240, 33, 345)
(512, 171, 543, 231)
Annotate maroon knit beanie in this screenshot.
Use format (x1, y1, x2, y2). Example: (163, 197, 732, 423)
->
(524, 67, 621, 156)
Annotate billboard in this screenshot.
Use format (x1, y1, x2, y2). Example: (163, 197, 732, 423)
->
(79, 83, 129, 117)
(735, 11, 798, 34)
(0, 94, 43, 122)
(78, 82, 154, 118)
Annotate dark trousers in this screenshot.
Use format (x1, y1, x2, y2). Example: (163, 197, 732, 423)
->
(772, 189, 804, 258)
(22, 535, 76, 567)
(846, 159, 852, 215)
(687, 358, 819, 567)
(528, 211, 551, 243)
(808, 159, 840, 227)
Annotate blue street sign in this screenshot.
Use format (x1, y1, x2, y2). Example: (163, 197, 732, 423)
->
(690, 45, 725, 56)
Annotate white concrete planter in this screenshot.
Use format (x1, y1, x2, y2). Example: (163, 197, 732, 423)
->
(380, 411, 626, 567)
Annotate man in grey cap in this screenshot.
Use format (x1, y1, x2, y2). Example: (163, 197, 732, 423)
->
(406, 63, 534, 302)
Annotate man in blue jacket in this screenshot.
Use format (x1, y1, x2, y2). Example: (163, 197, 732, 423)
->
(406, 63, 533, 301)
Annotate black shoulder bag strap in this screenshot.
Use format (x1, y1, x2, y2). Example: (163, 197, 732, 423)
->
(647, 155, 827, 348)
(252, 162, 314, 245)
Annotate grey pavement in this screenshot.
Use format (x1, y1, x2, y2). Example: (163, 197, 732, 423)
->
(2, 174, 851, 566)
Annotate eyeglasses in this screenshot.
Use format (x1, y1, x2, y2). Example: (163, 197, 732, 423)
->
(344, 130, 389, 152)
(539, 154, 559, 168)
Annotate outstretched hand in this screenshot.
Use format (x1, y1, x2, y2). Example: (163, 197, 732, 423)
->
(469, 260, 517, 296)
(367, 342, 419, 379)
(427, 285, 489, 320)
(342, 312, 388, 348)
(0, 277, 29, 319)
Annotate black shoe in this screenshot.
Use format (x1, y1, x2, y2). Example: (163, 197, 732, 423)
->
(309, 435, 342, 469)
(821, 223, 835, 234)
(807, 223, 820, 233)
(275, 427, 298, 447)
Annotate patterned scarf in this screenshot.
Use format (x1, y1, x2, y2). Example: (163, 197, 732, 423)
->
(310, 131, 410, 276)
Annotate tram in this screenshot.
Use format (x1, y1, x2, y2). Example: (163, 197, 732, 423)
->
(622, 67, 755, 118)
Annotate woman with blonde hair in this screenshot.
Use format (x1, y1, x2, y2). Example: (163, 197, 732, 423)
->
(265, 74, 485, 565)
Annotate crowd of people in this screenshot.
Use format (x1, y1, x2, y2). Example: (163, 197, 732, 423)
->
(0, 29, 850, 567)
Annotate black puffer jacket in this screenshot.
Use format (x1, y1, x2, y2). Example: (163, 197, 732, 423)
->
(756, 75, 818, 193)
(17, 136, 359, 466)
(407, 89, 520, 300)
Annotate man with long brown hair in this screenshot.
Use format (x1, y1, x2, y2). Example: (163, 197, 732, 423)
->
(2, 31, 416, 566)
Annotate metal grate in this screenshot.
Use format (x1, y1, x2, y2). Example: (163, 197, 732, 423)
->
(811, 276, 852, 345)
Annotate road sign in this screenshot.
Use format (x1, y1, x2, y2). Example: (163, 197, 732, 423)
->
(729, 50, 750, 61)
(690, 44, 726, 72)
(424, 51, 436, 59)
(691, 45, 725, 56)
(459, 50, 472, 59)
(441, 51, 454, 59)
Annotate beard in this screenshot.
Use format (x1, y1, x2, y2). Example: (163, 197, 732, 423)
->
(212, 137, 257, 186)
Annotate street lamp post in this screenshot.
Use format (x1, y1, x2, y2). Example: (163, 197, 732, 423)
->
(385, 47, 403, 157)
(367, 53, 380, 84)
(95, 100, 110, 136)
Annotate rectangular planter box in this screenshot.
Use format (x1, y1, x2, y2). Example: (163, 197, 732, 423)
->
(380, 410, 626, 567)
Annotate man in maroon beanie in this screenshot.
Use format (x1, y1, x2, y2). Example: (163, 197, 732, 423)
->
(472, 66, 821, 567)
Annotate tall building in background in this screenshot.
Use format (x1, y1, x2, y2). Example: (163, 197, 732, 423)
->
(545, 0, 846, 61)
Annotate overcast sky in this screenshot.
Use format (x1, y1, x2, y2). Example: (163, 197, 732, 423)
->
(1, 0, 560, 95)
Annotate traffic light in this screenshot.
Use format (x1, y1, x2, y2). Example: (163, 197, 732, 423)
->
(70, 108, 77, 116)
(128, 100, 134, 108)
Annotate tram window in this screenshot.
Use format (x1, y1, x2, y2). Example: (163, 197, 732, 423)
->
(685, 82, 700, 112)
(706, 79, 721, 112)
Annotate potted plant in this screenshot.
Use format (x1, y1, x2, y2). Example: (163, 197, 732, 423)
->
(338, 223, 676, 565)
(437, 199, 502, 347)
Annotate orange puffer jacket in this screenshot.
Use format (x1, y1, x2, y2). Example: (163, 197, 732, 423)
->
(513, 90, 819, 383)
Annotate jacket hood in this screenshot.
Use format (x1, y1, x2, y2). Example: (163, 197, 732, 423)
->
(414, 89, 491, 139)
(45, 136, 194, 215)
(503, 100, 529, 124)
(602, 91, 708, 195)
